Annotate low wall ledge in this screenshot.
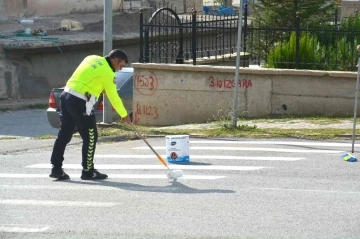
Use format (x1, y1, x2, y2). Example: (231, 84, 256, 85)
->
(1, 35, 140, 51)
(131, 63, 357, 78)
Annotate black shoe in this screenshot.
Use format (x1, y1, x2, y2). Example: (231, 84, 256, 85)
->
(49, 168, 70, 180)
(81, 169, 108, 180)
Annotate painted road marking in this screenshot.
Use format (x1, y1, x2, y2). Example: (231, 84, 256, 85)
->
(247, 187, 360, 195)
(0, 224, 50, 233)
(0, 173, 225, 180)
(25, 164, 266, 171)
(189, 140, 359, 147)
(0, 185, 173, 191)
(94, 155, 304, 161)
(0, 199, 118, 207)
(132, 146, 343, 154)
(0, 185, 115, 190)
(4, 185, 357, 195)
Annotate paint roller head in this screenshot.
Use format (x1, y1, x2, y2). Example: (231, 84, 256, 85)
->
(166, 169, 184, 180)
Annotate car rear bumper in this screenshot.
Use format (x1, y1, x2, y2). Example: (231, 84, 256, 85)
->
(47, 108, 60, 129)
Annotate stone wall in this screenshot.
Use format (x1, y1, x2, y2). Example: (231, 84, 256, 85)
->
(0, 0, 24, 18)
(0, 37, 140, 99)
(132, 63, 358, 125)
(0, 45, 19, 99)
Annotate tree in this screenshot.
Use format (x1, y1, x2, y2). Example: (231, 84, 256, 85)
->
(251, 0, 338, 29)
(247, 0, 338, 64)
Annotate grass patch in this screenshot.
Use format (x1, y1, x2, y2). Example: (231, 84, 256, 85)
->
(26, 103, 48, 109)
(0, 137, 17, 140)
(96, 120, 360, 140)
(238, 115, 353, 124)
(35, 134, 57, 139)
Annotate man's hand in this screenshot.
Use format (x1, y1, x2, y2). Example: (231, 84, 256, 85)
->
(121, 115, 131, 124)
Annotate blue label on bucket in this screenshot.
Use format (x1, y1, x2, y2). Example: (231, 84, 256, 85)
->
(167, 155, 190, 163)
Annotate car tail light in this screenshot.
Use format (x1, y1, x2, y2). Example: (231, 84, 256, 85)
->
(49, 92, 57, 108)
(97, 99, 104, 110)
(97, 99, 114, 110)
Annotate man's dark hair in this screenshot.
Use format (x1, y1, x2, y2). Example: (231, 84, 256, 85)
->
(107, 49, 128, 63)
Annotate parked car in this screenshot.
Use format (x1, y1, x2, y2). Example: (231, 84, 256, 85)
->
(47, 67, 133, 129)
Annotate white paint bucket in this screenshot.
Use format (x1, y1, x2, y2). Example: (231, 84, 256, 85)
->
(165, 135, 190, 163)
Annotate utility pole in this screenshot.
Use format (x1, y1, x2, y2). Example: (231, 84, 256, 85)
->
(351, 45, 360, 153)
(232, 0, 244, 127)
(102, 0, 113, 124)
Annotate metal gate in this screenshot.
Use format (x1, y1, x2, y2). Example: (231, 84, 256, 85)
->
(139, 7, 184, 64)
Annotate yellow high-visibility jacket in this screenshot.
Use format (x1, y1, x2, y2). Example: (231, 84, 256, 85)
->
(66, 55, 128, 118)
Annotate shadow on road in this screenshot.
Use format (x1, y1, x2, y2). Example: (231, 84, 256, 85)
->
(62, 179, 236, 194)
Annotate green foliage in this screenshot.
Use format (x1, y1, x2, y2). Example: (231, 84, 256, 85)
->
(267, 32, 322, 69)
(250, 0, 338, 63)
(265, 10, 360, 71)
(328, 36, 359, 71)
(341, 12, 360, 31)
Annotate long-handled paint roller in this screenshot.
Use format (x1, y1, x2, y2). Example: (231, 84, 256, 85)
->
(130, 123, 184, 181)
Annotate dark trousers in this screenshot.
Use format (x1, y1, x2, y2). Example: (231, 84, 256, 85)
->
(51, 92, 98, 170)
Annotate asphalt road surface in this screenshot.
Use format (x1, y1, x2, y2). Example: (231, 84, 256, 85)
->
(1, 137, 360, 239)
(0, 109, 58, 138)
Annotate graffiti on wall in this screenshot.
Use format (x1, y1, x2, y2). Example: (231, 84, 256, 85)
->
(134, 71, 158, 96)
(134, 102, 159, 124)
(209, 76, 253, 89)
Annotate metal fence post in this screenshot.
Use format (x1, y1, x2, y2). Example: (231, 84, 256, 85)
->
(335, 7, 338, 27)
(243, 2, 248, 67)
(144, 28, 150, 63)
(176, 26, 184, 64)
(295, 12, 300, 69)
(192, 8, 197, 65)
(139, 9, 144, 63)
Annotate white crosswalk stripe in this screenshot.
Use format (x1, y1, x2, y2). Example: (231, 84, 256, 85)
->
(189, 140, 358, 147)
(25, 164, 267, 171)
(132, 146, 344, 154)
(0, 199, 119, 207)
(0, 173, 225, 180)
(0, 225, 50, 233)
(94, 155, 305, 161)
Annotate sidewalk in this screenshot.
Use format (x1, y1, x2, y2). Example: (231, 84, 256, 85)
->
(0, 97, 48, 111)
(155, 119, 355, 130)
(155, 117, 356, 130)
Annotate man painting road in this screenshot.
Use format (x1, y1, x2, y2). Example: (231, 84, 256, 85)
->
(49, 49, 131, 180)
